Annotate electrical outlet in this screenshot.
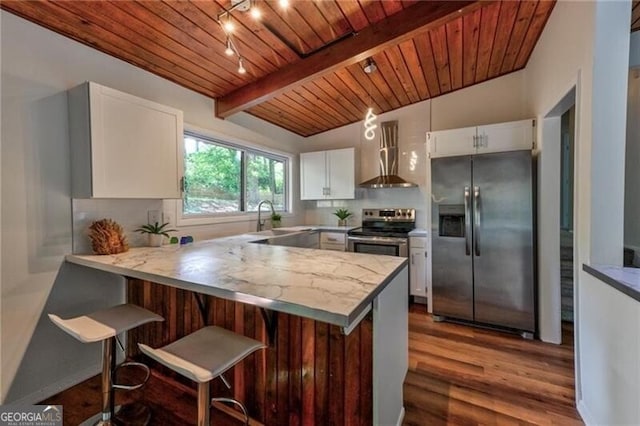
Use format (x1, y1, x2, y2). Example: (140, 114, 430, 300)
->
(147, 210, 162, 225)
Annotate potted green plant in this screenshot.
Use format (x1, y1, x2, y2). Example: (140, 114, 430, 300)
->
(270, 212, 282, 228)
(333, 208, 353, 227)
(135, 222, 176, 247)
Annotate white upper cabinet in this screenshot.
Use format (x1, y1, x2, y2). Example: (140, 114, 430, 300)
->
(69, 81, 183, 199)
(300, 151, 326, 200)
(477, 119, 535, 154)
(428, 119, 535, 158)
(300, 147, 355, 200)
(427, 126, 476, 158)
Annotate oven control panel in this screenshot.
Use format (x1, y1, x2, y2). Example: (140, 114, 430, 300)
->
(362, 208, 415, 221)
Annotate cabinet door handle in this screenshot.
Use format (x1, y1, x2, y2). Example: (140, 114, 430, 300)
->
(472, 135, 477, 148)
(411, 253, 415, 265)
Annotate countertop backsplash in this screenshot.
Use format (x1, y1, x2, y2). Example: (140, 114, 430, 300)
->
(303, 186, 428, 229)
(72, 199, 163, 254)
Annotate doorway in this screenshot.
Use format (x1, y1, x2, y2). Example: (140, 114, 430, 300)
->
(560, 106, 575, 323)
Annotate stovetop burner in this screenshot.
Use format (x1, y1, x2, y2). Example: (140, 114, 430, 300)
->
(348, 208, 416, 238)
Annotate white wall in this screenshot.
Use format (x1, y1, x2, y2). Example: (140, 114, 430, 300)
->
(302, 101, 431, 228)
(525, 0, 636, 423)
(0, 11, 303, 404)
(431, 71, 528, 131)
(525, 0, 594, 344)
(301, 70, 528, 229)
(578, 273, 640, 424)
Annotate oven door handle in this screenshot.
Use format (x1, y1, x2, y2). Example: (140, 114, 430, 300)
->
(347, 236, 408, 245)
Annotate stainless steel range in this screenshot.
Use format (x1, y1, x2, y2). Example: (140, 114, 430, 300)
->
(347, 208, 416, 257)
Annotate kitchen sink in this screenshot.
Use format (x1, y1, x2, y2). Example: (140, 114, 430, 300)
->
(250, 230, 320, 249)
(248, 229, 298, 237)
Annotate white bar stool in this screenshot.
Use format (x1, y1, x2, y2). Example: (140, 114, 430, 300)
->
(139, 326, 266, 426)
(49, 303, 164, 425)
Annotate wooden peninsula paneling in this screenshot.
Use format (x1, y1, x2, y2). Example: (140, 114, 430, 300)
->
(126, 279, 373, 426)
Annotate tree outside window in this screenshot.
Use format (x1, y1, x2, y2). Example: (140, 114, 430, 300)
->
(182, 133, 287, 216)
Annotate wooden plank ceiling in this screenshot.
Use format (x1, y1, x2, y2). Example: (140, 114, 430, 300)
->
(633, 1, 640, 33)
(2, 0, 561, 137)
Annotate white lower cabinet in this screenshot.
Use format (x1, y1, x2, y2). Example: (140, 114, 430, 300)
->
(320, 232, 346, 251)
(409, 237, 428, 298)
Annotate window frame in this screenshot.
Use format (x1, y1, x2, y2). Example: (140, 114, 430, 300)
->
(177, 125, 293, 227)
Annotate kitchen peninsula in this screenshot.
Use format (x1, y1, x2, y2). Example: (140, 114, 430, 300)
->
(66, 231, 409, 425)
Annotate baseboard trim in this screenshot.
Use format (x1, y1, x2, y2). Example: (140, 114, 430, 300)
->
(6, 363, 102, 405)
(577, 399, 595, 425)
(396, 406, 406, 426)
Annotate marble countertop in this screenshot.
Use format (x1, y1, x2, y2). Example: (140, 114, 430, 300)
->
(583, 264, 640, 302)
(66, 231, 407, 329)
(409, 229, 428, 237)
(277, 225, 358, 233)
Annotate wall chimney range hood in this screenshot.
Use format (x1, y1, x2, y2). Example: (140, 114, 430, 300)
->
(359, 120, 418, 188)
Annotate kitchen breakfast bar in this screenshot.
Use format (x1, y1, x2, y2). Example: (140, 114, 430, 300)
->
(66, 231, 409, 425)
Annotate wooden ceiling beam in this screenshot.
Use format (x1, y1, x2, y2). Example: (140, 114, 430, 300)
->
(215, 0, 483, 118)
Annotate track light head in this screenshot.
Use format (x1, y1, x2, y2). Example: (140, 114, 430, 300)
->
(363, 58, 377, 74)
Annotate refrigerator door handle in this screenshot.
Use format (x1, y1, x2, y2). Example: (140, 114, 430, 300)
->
(474, 186, 481, 256)
(464, 186, 471, 256)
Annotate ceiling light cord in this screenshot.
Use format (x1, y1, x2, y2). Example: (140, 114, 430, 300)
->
(217, 0, 268, 75)
(363, 57, 378, 141)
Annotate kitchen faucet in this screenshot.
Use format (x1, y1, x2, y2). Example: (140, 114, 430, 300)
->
(256, 200, 275, 231)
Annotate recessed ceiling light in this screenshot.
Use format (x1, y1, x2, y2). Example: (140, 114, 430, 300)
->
(279, 0, 289, 9)
(250, 6, 261, 19)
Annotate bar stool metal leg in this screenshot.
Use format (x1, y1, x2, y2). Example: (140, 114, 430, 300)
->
(197, 382, 210, 426)
(211, 397, 249, 425)
(98, 337, 116, 426)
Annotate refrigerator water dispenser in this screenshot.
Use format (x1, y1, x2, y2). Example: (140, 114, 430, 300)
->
(438, 205, 465, 238)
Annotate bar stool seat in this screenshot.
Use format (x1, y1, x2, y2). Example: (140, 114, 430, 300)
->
(139, 326, 266, 425)
(49, 304, 163, 425)
(49, 304, 163, 343)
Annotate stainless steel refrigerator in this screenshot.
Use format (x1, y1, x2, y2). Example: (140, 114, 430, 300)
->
(431, 150, 535, 334)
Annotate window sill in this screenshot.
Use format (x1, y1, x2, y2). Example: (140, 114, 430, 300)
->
(177, 211, 295, 227)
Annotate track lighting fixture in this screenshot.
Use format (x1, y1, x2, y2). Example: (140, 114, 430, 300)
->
(250, 5, 261, 19)
(223, 17, 234, 33)
(218, 0, 294, 75)
(225, 38, 234, 56)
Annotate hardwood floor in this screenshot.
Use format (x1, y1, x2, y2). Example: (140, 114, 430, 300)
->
(404, 304, 582, 425)
(42, 305, 582, 425)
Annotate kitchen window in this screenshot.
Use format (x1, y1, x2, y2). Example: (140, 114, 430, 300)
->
(179, 130, 289, 224)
